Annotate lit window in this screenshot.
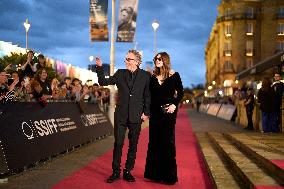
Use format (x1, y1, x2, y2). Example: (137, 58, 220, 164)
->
(277, 7, 284, 19)
(276, 41, 284, 52)
(246, 7, 254, 18)
(246, 59, 253, 68)
(277, 23, 284, 36)
(224, 42, 232, 56)
(224, 60, 233, 70)
(225, 8, 232, 19)
(225, 25, 232, 37)
(246, 41, 253, 56)
(246, 23, 253, 35)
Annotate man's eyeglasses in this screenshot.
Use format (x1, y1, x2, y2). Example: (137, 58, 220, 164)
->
(125, 58, 136, 62)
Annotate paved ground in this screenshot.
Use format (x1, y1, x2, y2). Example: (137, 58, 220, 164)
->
(188, 109, 246, 133)
(0, 109, 255, 189)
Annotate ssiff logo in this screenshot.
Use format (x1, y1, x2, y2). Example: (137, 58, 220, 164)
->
(81, 114, 99, 127)
(21, 119, 59, 140)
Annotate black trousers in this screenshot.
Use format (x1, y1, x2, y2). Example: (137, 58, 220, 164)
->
(246, 109, 253, 129)
(112, 119, 141, 173)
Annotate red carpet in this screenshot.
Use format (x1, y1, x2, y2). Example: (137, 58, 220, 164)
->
(271, 160, 284, 170)
(51, 108, 212, 189)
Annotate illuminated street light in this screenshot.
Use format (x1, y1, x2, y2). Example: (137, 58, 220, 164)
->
(208, 85, 213, 90)
(23, 19, 31, 49)
(212, 80, 216, 85)
(152, 19, 159, 55)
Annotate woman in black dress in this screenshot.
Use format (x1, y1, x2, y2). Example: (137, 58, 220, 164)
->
(144, 52, 184, 185)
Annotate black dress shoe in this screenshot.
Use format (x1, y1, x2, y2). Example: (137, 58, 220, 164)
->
(123, 169, 135, 182)
(163, 181, 176, 185)
(106, 172, 120, 183)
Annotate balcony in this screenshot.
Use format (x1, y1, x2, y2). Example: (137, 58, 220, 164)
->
(246, 32, 253, 36)
(245, 49, 254, 57)
(218, 13, 257, 23)
(225, 33, 232, 37)
(224, 50, 232, 57)
(221, 68, 235, 74)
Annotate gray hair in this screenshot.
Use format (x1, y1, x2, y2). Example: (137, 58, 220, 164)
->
(128, 49, 142, 65)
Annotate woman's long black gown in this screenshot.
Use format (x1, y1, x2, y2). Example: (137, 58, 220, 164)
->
(144, 72, 184, 184)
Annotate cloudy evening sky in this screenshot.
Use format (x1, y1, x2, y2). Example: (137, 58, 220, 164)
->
(0, 0, 220, 87)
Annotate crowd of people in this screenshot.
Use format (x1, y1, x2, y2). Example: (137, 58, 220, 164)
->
(0, 50, 110, 110)
(196, 72, 284, 133)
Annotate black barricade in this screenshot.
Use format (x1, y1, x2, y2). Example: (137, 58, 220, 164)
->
(0, 102, 113, 174)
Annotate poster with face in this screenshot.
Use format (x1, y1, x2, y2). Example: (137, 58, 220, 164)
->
(116, 0, 139, 42)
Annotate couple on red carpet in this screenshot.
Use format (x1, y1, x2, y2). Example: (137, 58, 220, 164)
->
(95, 49, 184, 185)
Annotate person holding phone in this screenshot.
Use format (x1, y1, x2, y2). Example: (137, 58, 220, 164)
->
(21, 50, 36, 78)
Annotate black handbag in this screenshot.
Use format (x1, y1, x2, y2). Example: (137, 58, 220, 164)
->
(161, 103, 171, 113)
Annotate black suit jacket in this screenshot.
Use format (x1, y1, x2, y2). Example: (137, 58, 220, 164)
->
(96, 67, 151, 123)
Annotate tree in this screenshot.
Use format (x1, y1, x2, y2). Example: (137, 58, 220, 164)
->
(0, 53, 57, 80)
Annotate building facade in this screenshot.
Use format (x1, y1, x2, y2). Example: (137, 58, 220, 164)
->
(205, 0, 284, 96)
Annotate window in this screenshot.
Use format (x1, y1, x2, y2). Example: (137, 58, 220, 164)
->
(277, 23, 284, 35)
(246, 41, 253, 56)
(246, 7, 254, 18)
(276, 41, 284, 52)
(224, 60, 233, 71)
(246, 23, 253, 35)
(277, 7, 284, 19)
(246, 59, 253, 68)
(225, 8, 232, 19)
(224, 42, 232, 56)
(225, 25, 232, 37)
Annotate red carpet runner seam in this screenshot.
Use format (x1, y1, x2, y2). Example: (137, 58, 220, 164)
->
(51, 108, 212, 189)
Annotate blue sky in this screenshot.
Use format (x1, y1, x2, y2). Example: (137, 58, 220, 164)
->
(0, 0, 220, 87)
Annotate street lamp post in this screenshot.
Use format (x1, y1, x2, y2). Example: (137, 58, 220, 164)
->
(108, 0, 116, 126)
(152, 19, 159, 56)
(23, 19, 31, 49)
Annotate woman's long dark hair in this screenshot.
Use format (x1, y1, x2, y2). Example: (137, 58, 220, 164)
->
(152, 52, 171, 80)
(261, 77, 272, 92)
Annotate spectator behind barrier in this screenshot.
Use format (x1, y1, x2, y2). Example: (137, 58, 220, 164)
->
(21, 50, 36, 78)
(272, 73, 284, 132)
(34, 54, 46, 72)
(257, 78, 278, 133)
(36, 68, 52, 99)
(0, 70, 18, 103)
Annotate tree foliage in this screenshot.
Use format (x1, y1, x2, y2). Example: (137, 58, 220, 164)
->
(0, 53, 57, 81)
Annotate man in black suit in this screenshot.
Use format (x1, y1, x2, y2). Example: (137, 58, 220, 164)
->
(95, 50, 151, 183)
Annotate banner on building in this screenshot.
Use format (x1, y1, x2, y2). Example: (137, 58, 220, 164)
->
(89, 0, 109, 41)
(116, 0, 139, 42)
